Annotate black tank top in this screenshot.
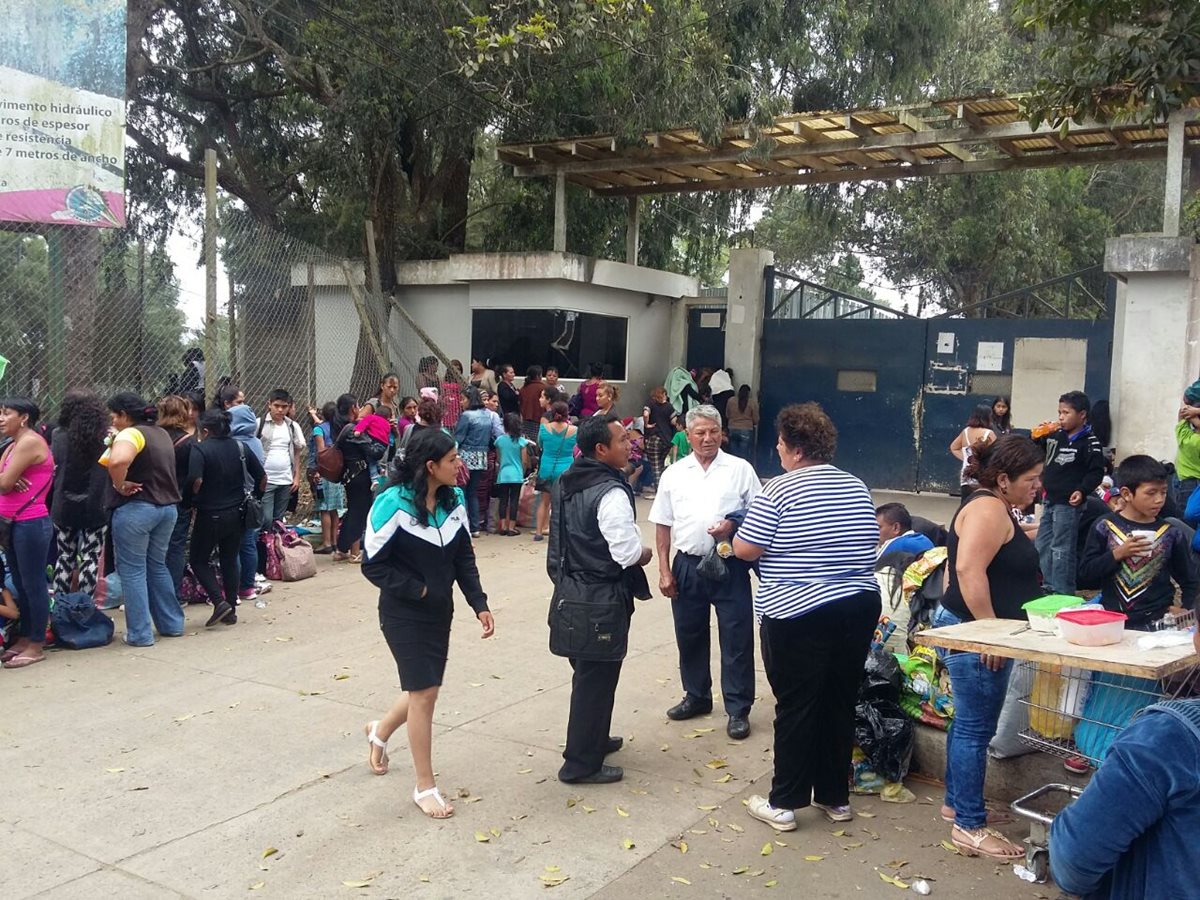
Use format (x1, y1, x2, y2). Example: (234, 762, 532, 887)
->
(941, 491, 1042, 621)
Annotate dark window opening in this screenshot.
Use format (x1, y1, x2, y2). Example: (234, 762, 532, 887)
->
(471, 309, 628, 380)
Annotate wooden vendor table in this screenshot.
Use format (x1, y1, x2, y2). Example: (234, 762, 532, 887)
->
(915, 619, 1198, 680)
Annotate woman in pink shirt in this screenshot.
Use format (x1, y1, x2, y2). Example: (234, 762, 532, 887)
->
(0, 397, 55, 668)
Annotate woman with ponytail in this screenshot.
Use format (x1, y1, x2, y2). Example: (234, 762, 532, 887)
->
(188, 409, 266, 627)
(104, 392, 186, 646)
(360, 428, 494, 819)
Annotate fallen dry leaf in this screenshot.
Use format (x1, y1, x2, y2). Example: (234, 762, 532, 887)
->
(333, 673, 350, 681)
(831, 829, 846, 837)
(262, 847, 278, 859)
(274, 636, 293, 642)
(249, 881, 265, 890)
(104, 767, 125, 774)
(474, 831, 490, 843)
(419, 874, 430, 883)
(622, 838, 636, 850)
(517, 768, 533, 775)
(727, 823, 744, 833)
(469, 682, 484, 688)
(761, 843, 773, 856)
(765, 880, 778, 887)
(804, 855, 824, 862)
(566, 797, 578, 809)
(342, 881, 373, 889)
(678, 841, 688, 854)
(940, 840, 962, 855)
(714, 774, 733, 784)
(857, 811, 876, 818)
(173, 714, 194, 723)
(697, 805, 719, 812)
(670, 876, 691, 885)
(704, 759, 728, 769)
(660, 744, 670, 752)
(616, 806, 630, 817)
(540, 874, 569, 887)
(843, 841, 864, 849)
(545, 866, 561, 873)
(878, 872, 909, 889)
(732, 866, 749, 875)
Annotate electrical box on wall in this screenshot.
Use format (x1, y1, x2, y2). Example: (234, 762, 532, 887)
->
(936, 332, 955, 355)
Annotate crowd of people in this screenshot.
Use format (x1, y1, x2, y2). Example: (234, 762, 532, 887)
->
(4, 353, 1199, 898)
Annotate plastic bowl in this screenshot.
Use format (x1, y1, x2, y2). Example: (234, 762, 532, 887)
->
(1056, 608, 1127, 646)
(1023, 595, 1084, 633)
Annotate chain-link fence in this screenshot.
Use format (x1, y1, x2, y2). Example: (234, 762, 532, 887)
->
(0, 181, 460, 419)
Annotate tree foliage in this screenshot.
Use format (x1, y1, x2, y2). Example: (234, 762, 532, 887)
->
(1016, 0, 1200, 126)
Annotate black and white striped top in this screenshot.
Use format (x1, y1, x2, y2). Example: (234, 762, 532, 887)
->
(738, 464, 879, 620)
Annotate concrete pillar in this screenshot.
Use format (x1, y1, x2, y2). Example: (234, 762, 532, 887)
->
(1163, 110, 1188, 236)
(625, 196, 639, 265)
(553, 171, 567, 252)
(1105, 235, 1199, 461)
(725, 247, 774, 394)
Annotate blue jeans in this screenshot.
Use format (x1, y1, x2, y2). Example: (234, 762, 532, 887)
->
(263, 484, 292, 523)
(166, 504, 191, 595)
(112, 501, 184, 645)
(240, 526, 260, 592)
(932, 606, 1012, 829)
(464, 468, 484, 532)
(9, 516, 53, 642)
(1035, 501, 1081, 594)
(729, 429, 754, 461)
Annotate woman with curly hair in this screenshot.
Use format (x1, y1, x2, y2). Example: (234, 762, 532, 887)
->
(50, 389, 111, 596)
(733, 402, 881, 833)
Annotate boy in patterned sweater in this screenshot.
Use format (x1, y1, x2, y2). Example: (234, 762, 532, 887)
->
(1077, 455, 1198, 630)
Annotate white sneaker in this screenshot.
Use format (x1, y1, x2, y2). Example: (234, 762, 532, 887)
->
(257, 581, 273, 595)
(747, 794, 797, 832)
(254, 573, 267, 585)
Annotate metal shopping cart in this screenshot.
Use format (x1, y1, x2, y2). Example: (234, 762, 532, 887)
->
(917, 614, 1199, 882)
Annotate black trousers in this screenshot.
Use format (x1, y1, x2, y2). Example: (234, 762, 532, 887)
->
(671, 552, 755, 717)
(496, 482, 521, 520)
(761, 590, 881, 810)
(190, 507, 242, 607)
(337, 471, 373, 552)
(559, 656, 623, 780)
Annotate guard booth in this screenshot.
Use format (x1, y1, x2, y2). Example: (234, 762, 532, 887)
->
(758, 267, 1115, 492)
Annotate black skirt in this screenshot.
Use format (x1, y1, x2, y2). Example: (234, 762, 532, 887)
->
(380, 614, 451, 692)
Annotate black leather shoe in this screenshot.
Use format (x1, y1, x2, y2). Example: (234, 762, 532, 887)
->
(727, 715, 751, 740)
(560, 764, 623, 785)
(205, 601, 233, 628)
(605, 736, 624, 754)
(667, 697, 713, 721)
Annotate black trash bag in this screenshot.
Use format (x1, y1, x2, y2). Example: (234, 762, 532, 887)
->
(854, 699, 914, 783)
(860, 647, 901, 704)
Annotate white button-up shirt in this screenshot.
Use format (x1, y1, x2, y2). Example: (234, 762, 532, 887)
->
(649, 450, 762, 555)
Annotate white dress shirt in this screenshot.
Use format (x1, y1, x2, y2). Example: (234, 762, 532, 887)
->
(598, 487, 644, 567)
(649, 450, 762, 555)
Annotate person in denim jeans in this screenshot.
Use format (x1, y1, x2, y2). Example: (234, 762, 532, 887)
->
(454, 388, 501, 536)
(933, 434, 1044, 861)
(104, 393, 186, 646)
(0, 396, 55, 668)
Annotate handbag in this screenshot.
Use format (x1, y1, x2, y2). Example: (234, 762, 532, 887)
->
(0, 469, 49, 547)
(50, 591, 115, 649)
(547, 492, 629, 662)
(235, 441, 265, 530)
(697, 544, 729, 582)
(278, 531, 317, 582)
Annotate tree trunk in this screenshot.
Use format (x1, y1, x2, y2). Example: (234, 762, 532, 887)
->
(440, 155, 471, 252)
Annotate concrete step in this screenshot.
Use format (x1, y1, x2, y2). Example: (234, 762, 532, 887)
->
(908, 722, 1092, 806)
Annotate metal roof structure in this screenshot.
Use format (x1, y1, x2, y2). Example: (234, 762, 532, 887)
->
(497, 95, 1200, 197)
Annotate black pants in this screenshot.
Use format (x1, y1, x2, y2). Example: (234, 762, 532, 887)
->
(761, 590, 881, 810)
(559, 656, 624, 780)
(337, 471, 373, 552)
(671, 552, 756, 717)
(496, 482, 521, 520)
(190, 507, 242, 607)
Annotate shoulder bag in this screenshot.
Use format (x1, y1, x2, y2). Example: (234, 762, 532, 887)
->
(316, 424, 347, 482)
(547, 491, 630, 662)
(235, 441, 265, 530)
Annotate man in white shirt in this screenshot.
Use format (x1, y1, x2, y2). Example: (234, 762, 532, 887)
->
(548, 415, 653, 784)
(649, 405, 762, 739)
(258, 389, 306, 523)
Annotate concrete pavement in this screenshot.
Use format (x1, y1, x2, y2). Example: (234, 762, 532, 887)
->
(4, 494, 1057, 899)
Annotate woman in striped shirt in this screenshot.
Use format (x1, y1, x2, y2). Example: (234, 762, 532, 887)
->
(733, 402, 881, 833)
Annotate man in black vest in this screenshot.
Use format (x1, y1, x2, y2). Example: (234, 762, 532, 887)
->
(549, 415, 652, 784)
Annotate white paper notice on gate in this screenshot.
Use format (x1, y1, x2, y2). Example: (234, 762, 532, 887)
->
(976, 341, 1004, 372)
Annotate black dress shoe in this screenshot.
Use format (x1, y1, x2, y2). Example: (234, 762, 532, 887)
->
(727, 715, 751, 740)
(559, 764, 623, 785)
(667, 697, 713, 721)
(605, 736, 624, 754)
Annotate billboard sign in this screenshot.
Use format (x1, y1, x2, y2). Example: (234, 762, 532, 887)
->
(0, 0, 126, 227)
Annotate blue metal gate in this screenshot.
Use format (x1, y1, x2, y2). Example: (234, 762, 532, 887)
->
(758, 267, 1115, 493)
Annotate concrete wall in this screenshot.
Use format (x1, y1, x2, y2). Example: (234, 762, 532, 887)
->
(1106, 236, 1199, 461)
(303, 252, 698, 418)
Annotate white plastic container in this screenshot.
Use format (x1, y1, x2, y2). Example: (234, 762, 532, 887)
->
(1055, 608, 1127, 647)
(1023, 595, 1084, 634)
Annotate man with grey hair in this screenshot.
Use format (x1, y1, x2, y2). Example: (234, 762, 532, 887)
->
(649, 404, 762, 739)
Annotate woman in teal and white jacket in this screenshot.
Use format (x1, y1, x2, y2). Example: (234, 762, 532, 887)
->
(360, 428, 495, 819)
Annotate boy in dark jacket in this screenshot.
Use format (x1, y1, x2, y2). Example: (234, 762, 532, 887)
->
(1034, 391, 1106, 594)
(1077, 455, 1197, 629)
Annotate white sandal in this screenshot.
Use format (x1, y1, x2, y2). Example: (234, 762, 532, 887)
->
(413, 784, 454, 819)
(747, 794, 797, 832)
(364, 721, 389, 775)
